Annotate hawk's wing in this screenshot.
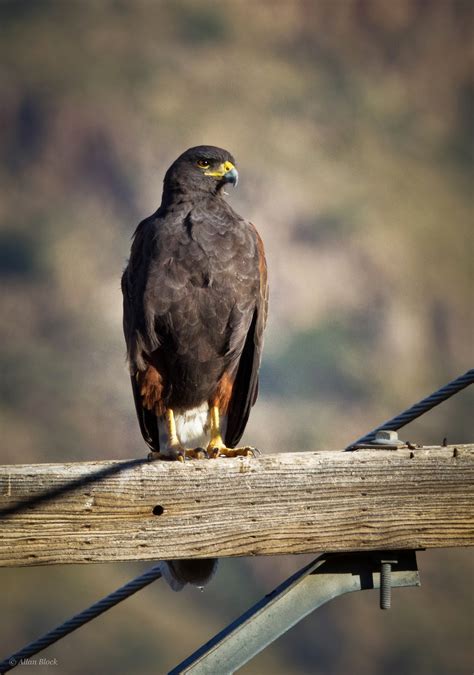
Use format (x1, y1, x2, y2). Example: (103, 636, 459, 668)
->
(122, 217, 162, 452)
(224, 225, 268, 448)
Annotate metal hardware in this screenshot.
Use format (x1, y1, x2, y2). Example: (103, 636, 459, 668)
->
(352, 429, 406, 450)
(380, 557, 398, 609)
(375, 430, 403, 445)
(169, 551, 420, 674)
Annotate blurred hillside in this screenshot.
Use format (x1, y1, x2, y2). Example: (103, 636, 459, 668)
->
(0, 1, 472, 674)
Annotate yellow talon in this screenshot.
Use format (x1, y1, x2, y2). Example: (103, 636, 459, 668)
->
(207, 406, 257, 458)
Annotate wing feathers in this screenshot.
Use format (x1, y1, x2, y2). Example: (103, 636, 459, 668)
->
(224, 225, 268, 447)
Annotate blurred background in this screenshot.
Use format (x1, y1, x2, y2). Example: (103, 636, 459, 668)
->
(1, 1, 473, 673)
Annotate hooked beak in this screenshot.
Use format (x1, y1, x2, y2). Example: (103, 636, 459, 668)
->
(205, 160, 239, 186)
(222, 166, 238, 186)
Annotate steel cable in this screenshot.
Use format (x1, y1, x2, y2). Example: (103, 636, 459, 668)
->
(345, 368, 474, 449)
(0, 566, 162, 674)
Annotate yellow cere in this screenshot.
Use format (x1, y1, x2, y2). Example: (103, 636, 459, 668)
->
(204, 160, 235, 178)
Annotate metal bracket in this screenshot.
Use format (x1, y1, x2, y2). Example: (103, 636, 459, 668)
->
(169, 550, 420, 674)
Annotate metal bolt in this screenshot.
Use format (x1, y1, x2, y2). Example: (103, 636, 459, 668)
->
(350, 429, 406, 450)
(374, 430, 405, 448)
(375, 430, 398, 442)
(380, 562, 392, 609)
(380, 558, 397, 609)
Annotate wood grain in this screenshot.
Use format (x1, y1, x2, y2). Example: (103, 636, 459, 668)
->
(0, 445, 472, 567)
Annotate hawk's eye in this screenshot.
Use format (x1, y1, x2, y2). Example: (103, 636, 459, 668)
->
(197, 159, 210, 169)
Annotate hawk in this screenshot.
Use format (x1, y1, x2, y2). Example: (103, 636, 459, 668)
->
(121, 146, 268, 589)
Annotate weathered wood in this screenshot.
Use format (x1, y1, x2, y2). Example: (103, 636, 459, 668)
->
(0, 445, 472, 567)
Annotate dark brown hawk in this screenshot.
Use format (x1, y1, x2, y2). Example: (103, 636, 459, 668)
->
(121, 146, 268, 589)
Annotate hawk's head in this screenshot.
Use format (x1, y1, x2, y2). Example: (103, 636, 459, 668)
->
(163, 145, 238, 197)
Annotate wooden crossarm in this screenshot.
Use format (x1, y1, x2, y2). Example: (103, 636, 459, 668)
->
(0, 445, 472, 567)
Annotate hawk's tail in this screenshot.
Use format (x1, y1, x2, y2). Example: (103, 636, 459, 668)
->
(159, 558, 218, 592)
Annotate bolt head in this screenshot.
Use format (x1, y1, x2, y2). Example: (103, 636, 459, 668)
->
(375, 429, 399, 442)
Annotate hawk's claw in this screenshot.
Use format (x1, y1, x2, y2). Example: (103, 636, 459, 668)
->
(207, 445, 258, 458)
(187, 447, 209, 460)
(147, 447, 208, 461)
(147, 449, 183, 462)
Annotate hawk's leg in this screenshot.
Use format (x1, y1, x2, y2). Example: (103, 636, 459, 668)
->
(207, 406, 257, 458)
(148, 409, 207, 462)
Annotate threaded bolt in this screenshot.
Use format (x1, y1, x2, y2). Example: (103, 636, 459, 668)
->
(380, 562, 392, 609)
